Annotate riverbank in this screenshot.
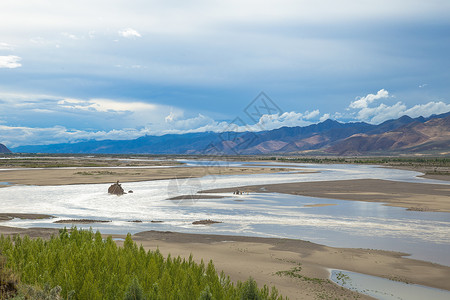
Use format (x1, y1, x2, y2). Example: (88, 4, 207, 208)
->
(1, 226, 449, 299)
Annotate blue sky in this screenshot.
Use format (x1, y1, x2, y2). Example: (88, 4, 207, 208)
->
(1, 0, 449, 147)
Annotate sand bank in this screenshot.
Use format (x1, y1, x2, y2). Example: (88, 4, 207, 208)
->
(0, 166, 295, 187)
(201, 178, 450, 212)
(129, 231, 450, 294)
(0, 213, 54, 221)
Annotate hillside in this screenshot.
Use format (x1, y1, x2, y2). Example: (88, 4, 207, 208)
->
(0, 143, 12, 154)
(326, 114, 450, 155)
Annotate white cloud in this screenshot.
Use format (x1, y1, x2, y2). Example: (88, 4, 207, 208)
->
(0, 92, 180, 135)
(165, 111, 174, 122)
(347, 89, 450, 123)
(88, 31, 96, 39)
(164, 113, 215, 129)
(356, 102, 407, 123)
(304, 109, 320, 119)
(0, 55, 22, 68)
(118, 28, 142, 38)
(320, 113, 330, 122)
(251, 111, 314, 130)
(0, 125, 151, 148)
(61, 32, 79, 40)
(349, 89, 389, 109)
(403, 101, 450, 118)
(123, 110, 318, 136)
(0, 42, 14, 50)
(57, 98, 157, 113)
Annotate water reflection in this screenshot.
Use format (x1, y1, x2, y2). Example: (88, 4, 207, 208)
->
(330, 269, 450, 300)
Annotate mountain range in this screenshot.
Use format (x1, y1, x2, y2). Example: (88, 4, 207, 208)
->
(11, 112, 450, 155)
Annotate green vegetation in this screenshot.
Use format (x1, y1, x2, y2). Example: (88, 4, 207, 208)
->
(0, 154, 182, 169)
(275, 264, 328, 284)
(334, 272, 350, 285)
(262, 156, 450, 166)
(0, 228, 285, 299)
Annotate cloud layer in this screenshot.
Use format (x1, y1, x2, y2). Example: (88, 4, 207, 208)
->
(346, 89, 450, 124)
(118, 28, 141, 38)
(0, 2, 449, 148)
(0, 55, 21, 68)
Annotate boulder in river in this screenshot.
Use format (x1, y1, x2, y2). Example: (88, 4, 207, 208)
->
(108, 181, 125, 195)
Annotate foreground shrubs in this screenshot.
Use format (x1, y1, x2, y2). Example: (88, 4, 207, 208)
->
(0, 228, 285, 299)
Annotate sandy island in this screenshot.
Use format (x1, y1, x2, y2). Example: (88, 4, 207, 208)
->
(201, 178, 450, 212)
(0, 213, 54, 222)
(0, 166, 300, 186)
(0, 226, 449, 299)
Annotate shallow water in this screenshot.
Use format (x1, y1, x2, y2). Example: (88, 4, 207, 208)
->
(0, 161, 449, 266)
(330, 269, 450, 300)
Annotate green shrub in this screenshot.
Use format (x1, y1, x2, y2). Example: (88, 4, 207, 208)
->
(0, 228, 286, 300)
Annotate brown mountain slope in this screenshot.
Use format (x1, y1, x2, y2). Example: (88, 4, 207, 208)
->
(0, 143, 12, 153)
(326, 115, 450, 155)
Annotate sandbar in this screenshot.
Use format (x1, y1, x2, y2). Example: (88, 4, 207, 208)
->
(201, 178, 450, 212)
(0, 166, 295, 186)
(53, 219, 111, 224)
(0, 213, 54, 221)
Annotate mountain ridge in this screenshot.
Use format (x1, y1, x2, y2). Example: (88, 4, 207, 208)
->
(10, 112, 450, 155)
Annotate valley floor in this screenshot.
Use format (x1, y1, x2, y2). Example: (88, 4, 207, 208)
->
(0, 158, 449, 299)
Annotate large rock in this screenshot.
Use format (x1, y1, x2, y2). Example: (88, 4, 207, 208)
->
(0, 143, 12, 153)
(108, 181, 125, 195)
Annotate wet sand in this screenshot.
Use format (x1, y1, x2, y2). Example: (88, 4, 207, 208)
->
(0, 166, 296, 186)
(1, 226, 449, 299)
(201, 179, 450, 212)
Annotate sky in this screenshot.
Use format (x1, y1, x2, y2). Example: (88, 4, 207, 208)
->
(1, 0, 449, 147)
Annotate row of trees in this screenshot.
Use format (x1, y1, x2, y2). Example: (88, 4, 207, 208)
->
(0, 228, 285, 299)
